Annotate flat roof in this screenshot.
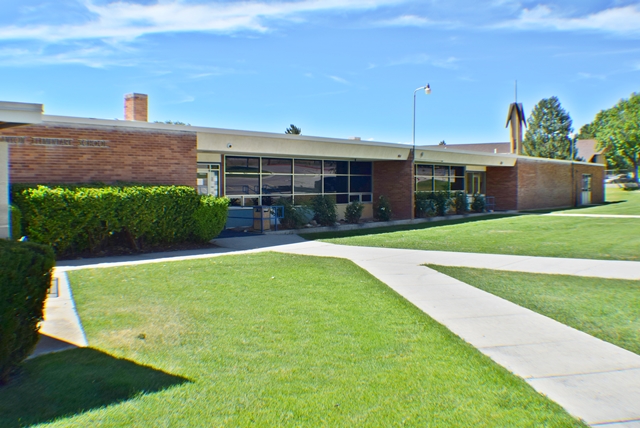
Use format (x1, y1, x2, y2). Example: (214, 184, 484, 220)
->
(0, 101, 43, 129)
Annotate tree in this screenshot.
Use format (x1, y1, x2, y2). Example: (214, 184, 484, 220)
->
(523, 96, 576, 160)
(285, 124, 301, 135)
(590, 93, 640, 183)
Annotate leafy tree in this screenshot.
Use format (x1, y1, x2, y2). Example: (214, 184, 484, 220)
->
(523, 96, 576, 160)
(590, 93, 640, 183)
(285, 124, 301, 135)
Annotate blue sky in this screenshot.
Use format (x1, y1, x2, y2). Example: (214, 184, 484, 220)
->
(1, 0, 639, 145)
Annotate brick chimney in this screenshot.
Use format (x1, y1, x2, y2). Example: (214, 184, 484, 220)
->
(124, 93, 148, 121)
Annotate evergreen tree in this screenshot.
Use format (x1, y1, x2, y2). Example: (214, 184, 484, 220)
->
(285, 124, 301, 135)
(523, 96, 576, 160)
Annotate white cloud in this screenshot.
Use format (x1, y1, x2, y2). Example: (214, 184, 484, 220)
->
(495, 4, 640, 36)
(577, 72, 606, 80)
(375, 14, 457, 28)
(374, 53, 459, 69)
(0, 44, 134, 68)
(0, 0, 404, 42)
(328, 75, 350, 84)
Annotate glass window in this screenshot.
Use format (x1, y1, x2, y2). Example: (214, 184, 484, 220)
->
(324, 176, 348, 193)
(294, 175, 322, 193)
(336, 194, 349, 204)
(416, 164, 433, 176)
(324, 160, 348, 175)
(350, 176, 372, 192)
(451, 176, 465, 191)
(262, 175, 292, 194)
(350, 195, 360, 202)
(262, 158, 292, 174)
(451, 166, 465, 176)
(361, 194, 372, 202)
(434, 165, 449, 177)
(416, 177, 434, 192)
(294, 159, 322, 174)
(226, 174, 260, 195)
(293, 195, 315, 205)
(350, 161, 372, 175)
(434, 176, 449, 191)
(226, 157, 259, 173)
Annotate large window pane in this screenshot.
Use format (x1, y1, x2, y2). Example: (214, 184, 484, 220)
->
(294, 159, 322, 174)
(324, 160, 348, 174)
(451, 166, 465, 176)
(434, 165, 449, 177)
(262, 158, 292, 174)
(294, 175, 322, 193)
(262, 174, 292, 194)
(434, 176, 449, 191)
(416, 164, 433, 176)
(336, 194, 348, 204)
(451, 176, 465, 191)
(350, 161, 372, 175)
(324, 176, 348, 193)
(350, 176, 372, 192)
(226, 156, 259, 173)
(226, 174, 260, 194)
(416, 177, 434, 192)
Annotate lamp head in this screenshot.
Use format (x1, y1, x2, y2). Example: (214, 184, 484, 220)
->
(424, 84, 431, 95)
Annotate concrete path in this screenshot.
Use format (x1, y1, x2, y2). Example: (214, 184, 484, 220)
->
(31, 270, 88, 358)
(40, 234, 640, 426)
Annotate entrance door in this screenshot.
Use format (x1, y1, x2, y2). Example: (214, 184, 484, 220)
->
(581, 174, 592, 205)
(197, 164, 220, 197)
(466, 172, 485, 195)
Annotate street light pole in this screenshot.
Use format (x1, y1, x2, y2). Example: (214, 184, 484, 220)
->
(412, 84, 431, 157)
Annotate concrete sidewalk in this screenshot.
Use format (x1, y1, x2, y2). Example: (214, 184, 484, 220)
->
(41, 235, 640, 426)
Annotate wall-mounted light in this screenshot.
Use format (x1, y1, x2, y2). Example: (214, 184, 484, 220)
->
(227, 143, 233, 148)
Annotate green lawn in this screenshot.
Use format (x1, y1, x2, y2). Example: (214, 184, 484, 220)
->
(558, 185, 640, 215)
(314, 215, 640, 260)
(0, 253, 583, 427)
(428, 266, 640, 356)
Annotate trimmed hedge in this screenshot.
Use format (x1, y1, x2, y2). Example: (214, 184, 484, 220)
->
(9, 204, 21, 240)
(12, 185, 229, 255)
(0, 239, 55, 383)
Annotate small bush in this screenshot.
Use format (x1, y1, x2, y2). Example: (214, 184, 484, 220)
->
(311, 195, 337, 226)
(374, 195, 392, 221)
(452, 191, 468, 215)
(415, 193, 436, 218)
(9, 205, 21, 240)
(471, 194, 486, 213)
(344, 201, 364, 224)
(277, 198, 307, 229)
(0, 240, 55, 384)
(193, 196, 229, 242)
(431, 191, 451, 216)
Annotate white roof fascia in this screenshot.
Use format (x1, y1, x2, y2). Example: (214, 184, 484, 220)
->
(0, 101, 43, 127)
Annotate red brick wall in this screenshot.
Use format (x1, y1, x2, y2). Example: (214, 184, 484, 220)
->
(1, 122, 196, 186)
(486, 166, 517, 210)
(516, 158, 573, 210)
(373, 155, 414, 220)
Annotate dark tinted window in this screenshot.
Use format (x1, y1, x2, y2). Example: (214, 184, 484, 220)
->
(350, 176, 372, 192)
(226, 174, 260, 194)
(350, 161, 372, 175)
(324, 176, 348, 193)
(294, 159, 322, 174)
(226, 157, 259, 173)
(262, 158, 292, 174)
(324, 160, 348, 174)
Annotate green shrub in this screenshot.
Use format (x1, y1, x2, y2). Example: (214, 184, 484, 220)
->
(0, 240, 55, 384)
(311, 195, 337, 226)
(193, 196, 229, 242)
(374, 195, 392, 221)
(432, 191, 451, 216)
(415, 192, 436, 218)
(11, 184, 227, 255)
(9, 205, 22, 240)
(452, 191, 468, 215)
(471, 194, 486, 213)
(344, 201, 364, 224)
(277, 198, 307, 229)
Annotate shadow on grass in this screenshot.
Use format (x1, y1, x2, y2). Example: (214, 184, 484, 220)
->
(0, 347, 190, 427)
(300, 213, 518, 240)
